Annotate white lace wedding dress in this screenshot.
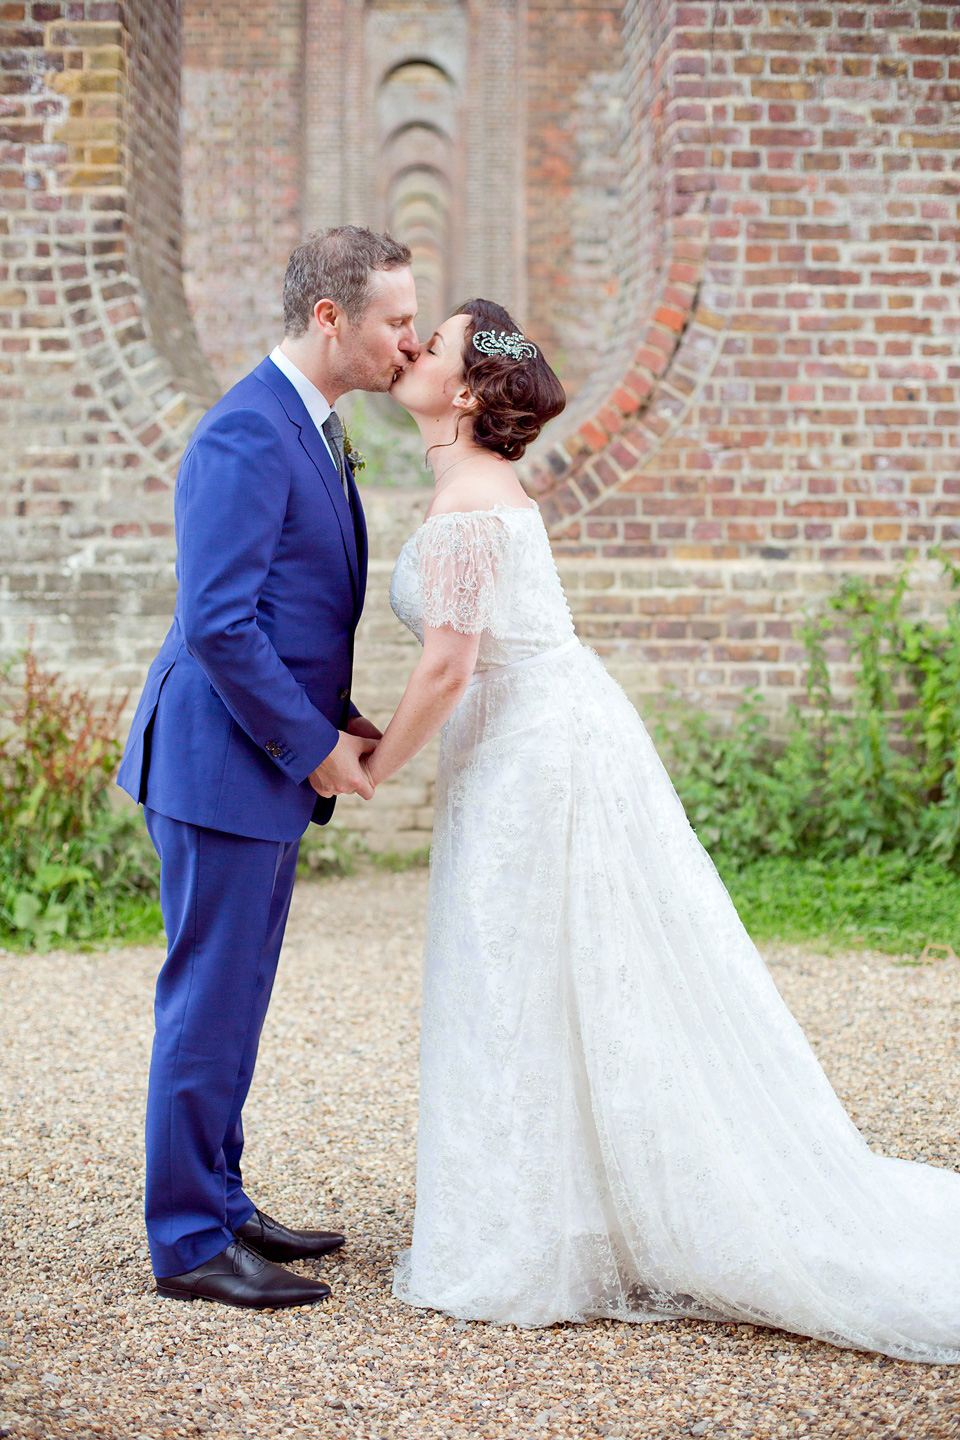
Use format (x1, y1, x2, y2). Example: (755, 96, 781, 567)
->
(387, 499, 960, 1362)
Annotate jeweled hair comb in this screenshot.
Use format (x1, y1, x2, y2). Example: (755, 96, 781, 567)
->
(472, 329, 539, 362)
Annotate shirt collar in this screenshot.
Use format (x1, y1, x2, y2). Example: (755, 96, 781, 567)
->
(269, 346, 333, 437)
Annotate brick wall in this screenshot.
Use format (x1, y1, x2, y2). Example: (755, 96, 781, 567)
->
(181, 0, 303, 390)
(526, 0, 960, 716)
(524, 0, 625, 393)
(335, 487, 441, 853)
(0, 0, 213, 697)
(183, 0, 621, 398)
(3, 1, 960, 859)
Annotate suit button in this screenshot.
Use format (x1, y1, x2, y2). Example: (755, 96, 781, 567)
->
(338, 687, 349, 701)
(265, 740, 283, 759)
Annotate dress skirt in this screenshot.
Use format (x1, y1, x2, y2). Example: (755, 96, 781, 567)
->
(392, 639, 960, 1362)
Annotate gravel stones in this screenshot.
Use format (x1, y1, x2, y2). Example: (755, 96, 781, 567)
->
(1, 871, 959, 1439)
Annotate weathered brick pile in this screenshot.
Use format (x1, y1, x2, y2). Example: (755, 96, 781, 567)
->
(1, 2, 958, 852)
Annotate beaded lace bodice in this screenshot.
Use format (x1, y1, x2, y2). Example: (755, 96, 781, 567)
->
(388, 503, 575, 668)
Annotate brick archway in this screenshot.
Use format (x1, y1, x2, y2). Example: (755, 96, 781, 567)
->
(378, 59, 460, 336)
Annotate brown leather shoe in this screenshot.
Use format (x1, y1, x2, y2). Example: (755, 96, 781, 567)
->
(155, 1240, 331, 1308)
(234, 1208, 345, 1264)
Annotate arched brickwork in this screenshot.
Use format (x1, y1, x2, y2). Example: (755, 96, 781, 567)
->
(523, 0, 626, 395)
(0, 1, 215, 691)
(535, 0, 960, 556)
(378, 58, 460, 335)
(182, 0, 624, 400)
(527, 0, 735, 535)
(525, 0, 960, 715)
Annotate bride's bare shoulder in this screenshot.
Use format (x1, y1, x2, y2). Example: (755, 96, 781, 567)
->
(430, 461, 530, 518)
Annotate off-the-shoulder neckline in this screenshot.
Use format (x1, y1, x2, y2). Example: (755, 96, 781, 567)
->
(420, 498, 539, 526)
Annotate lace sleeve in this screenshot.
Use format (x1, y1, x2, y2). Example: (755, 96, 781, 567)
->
(418, 510, 510, 634)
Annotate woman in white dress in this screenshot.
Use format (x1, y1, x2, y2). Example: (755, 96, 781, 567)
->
(360, 298, 960, 1362)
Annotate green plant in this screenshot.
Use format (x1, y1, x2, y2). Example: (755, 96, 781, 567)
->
(652, 553, 960, 876)
(0, 646, 161, 950)
(296, 824, 430, 877)
(340, 393, 427, 486)
(297, 821, 369, 877)
(651, 689, 819, 866)
(370, 845, 431, 872)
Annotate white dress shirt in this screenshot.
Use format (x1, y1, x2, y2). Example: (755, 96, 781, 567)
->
(269, 346, 339, 475)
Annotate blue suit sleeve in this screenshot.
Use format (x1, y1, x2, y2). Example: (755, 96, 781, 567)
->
(176, 408, 340, 784)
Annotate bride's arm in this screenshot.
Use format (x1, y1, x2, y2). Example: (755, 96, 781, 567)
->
(364, 623, 481, 786)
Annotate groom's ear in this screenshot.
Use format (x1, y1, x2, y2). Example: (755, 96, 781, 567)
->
(313, 298, 341, 338)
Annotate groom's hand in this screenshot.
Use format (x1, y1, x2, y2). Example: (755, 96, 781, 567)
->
(309, 732, 377, 801)
(346, 714, 383, 742)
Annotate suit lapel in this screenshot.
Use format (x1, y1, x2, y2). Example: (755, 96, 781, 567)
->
(345, 459, 368, 615)
(254, 359, 360, 600)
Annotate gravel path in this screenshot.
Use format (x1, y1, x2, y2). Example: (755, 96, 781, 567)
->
(2, 869, 959, 1440)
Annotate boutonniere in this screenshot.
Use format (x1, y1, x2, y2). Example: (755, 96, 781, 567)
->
(343, 429, 366, 474)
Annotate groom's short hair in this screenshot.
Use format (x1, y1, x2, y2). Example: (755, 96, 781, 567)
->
(283, 226, 412, 335)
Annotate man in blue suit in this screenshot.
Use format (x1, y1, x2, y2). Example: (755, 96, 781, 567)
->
(118, 227, 419, 1308)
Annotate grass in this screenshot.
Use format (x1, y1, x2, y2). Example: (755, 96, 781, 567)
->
(370, 846, 431, 873)
(718, 851, 960, 958)
(95, 896, 165, 948)
(295, 831, 957, 960)
(1, 825, 430, 952)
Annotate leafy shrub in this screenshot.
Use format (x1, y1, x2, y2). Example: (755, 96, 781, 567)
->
(0, 646, 161, 950)
(652, 550, 960, 874)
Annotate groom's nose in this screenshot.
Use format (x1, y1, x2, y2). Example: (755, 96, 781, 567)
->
(399, 327, 420, 360)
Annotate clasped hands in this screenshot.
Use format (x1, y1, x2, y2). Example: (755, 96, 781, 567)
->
(308, 715, 381, 801)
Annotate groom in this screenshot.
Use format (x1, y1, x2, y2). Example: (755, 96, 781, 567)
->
(118, 227, 419, 1308)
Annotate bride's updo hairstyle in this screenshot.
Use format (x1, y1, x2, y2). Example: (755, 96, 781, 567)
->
(457, 299, 566, 461)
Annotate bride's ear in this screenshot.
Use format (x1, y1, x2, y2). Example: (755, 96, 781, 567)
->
(452, 383, 478, 417)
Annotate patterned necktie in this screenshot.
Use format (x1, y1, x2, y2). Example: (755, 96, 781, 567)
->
(321, 411, 350, 499)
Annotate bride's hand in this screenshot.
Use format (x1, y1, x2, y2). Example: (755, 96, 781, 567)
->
(360, 754, 378, 793)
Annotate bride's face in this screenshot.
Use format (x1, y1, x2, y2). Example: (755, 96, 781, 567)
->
(390, 312, 472, 420)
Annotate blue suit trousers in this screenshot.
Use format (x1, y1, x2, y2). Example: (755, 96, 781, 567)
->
(143, 807, 300, 1278)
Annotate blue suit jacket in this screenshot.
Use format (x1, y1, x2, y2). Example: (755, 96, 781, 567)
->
(118, 357, 368, 842)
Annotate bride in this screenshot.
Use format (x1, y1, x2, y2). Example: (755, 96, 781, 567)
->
(359, 298, 960, 1362)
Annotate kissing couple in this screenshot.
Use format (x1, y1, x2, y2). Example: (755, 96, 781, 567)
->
(119, 226, 960, 1363)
